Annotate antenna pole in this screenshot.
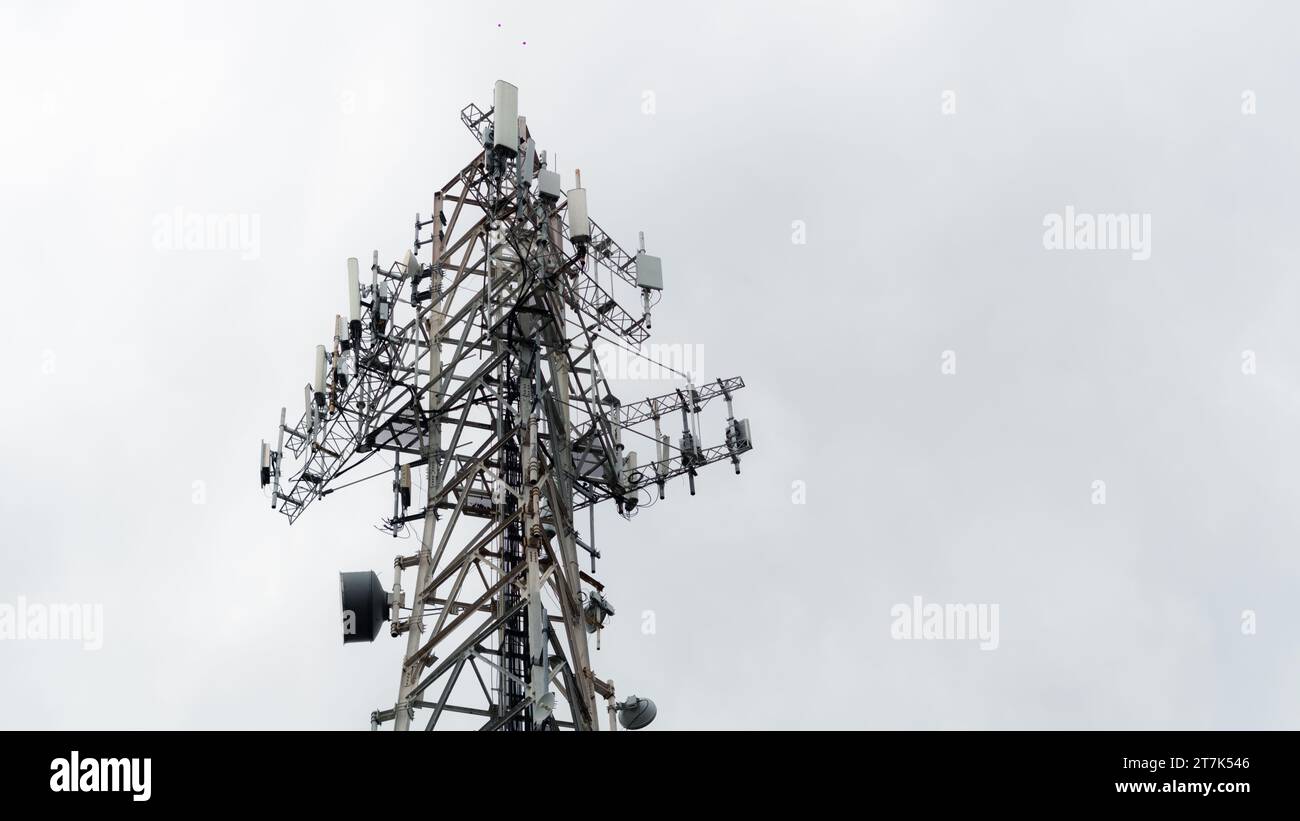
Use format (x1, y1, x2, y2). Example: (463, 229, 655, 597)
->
(393, 299, 440, 730)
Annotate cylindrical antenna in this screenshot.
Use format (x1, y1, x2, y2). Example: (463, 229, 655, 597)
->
(276, 407, 286, 457)
(347, 258, 361, 321)
(567, 174, 590, 243)
(313, 345, 327, 400)
(638, 231, 645, 254)
(370, 251, 380, 338)
(687, 381, 702, 443)
(273, 407, 285, 507)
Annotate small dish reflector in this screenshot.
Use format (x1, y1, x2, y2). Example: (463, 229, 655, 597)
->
(617, 696, 657, 730)
(339, 571, 389, 644)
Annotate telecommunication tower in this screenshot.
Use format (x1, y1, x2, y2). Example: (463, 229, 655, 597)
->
(259, 81, 754, 730)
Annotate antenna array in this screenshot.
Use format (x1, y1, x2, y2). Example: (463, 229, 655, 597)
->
(260, 81, 754, 730)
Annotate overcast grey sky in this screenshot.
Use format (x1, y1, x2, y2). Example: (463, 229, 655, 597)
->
(2, 0, 1298, 729)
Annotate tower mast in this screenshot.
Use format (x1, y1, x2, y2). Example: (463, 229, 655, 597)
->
(262, 82, 753, 730)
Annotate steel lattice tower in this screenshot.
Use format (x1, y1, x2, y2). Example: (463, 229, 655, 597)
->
(259, 82, 753, 730)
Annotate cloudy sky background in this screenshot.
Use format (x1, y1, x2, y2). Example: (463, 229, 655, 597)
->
(2, 0, 1298, 729)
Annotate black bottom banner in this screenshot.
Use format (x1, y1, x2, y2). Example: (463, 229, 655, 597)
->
(2, 730, 1282, 808)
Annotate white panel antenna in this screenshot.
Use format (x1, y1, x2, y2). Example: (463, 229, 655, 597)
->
(567, 172, 589, 242)
(492, 80, 519, 155)
(347, 257, 361, 322)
